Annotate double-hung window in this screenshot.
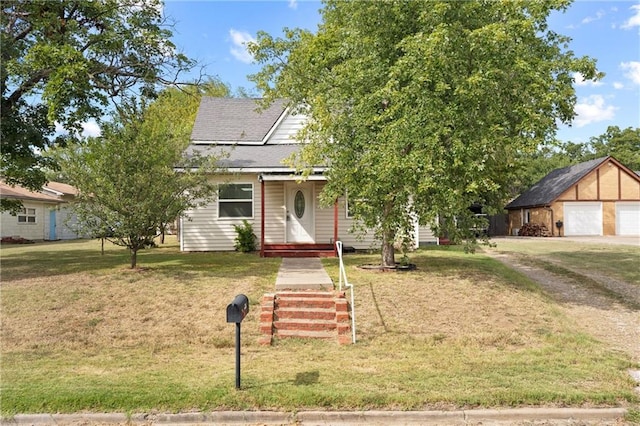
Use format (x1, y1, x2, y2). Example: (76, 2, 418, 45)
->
(218, 183, 253, 218)
(17, 207, 36, 224)
(346, 194, 366, 219)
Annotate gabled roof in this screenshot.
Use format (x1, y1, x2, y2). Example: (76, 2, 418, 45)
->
(506, 156, 611, 209)
(190, 98, 288, 144)
(43, 181, 78, 196)
(0, 181, 63, 203)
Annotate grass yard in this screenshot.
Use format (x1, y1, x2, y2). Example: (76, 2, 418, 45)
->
(489, 238, 640, 287)
(1, 238, 638, 415)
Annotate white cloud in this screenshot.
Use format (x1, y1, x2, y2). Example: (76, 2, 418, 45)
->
(54, 119, 102, 138)
(621, 4, 640, 29)
(81, 119, 101, 138)
(288, 0, 298, 10)
(572, 72, 603, 87)
(620, 61, 640, 85)
(613, 82, 624, 89)
(573, 95, 617, 127)
(581, 10, 605, 24)
(229, 29, 256, 64)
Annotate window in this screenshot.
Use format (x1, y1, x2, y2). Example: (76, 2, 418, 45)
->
(346, 195, 365, 219)
(346, 197, 355, 219)
(523, 209, 531, 224)
(218, 183, 253, 218)
(17, 207, 36, 224)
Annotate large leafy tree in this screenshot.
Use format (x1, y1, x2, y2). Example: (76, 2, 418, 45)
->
(250, 0, 599, 266)
(1, 0, 194, 211)
(512, 126, 640, 196)
(589, 126, 640, 171)
(56, 83, 226, 268)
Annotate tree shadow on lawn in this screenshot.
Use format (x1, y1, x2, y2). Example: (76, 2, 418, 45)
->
(242, 370, 320, 390)
(346, 247, 639, 311)
(0, 243, 281, 283)
(393, 248, 548, 295)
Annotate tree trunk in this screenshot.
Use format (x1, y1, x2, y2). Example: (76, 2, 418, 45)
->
(130, 248, 137, 269)
(381, 229, 395, 267)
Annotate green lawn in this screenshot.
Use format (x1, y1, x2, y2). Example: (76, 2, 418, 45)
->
(1, 238, 637, 415)
(489, 238, 640, 286)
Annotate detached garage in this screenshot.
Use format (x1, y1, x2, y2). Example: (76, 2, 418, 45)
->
(506, 156, 640, 237)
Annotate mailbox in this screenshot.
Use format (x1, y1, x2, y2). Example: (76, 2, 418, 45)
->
(226, 294, 249, 323)
(227, 294, 249, 389)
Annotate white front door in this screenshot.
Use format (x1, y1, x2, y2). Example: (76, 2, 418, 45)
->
(286, 183, 314, 243)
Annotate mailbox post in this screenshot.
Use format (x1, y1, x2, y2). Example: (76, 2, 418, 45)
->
(226, 294, 249, 389)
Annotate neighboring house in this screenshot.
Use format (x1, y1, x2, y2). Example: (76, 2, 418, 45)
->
(1, 181, 84, 241)
(505, 156, 640, 237)
(180, 97, 436, 256)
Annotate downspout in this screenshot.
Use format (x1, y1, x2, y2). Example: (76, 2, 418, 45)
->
(179, 216, 184, 251)
(260, 175, 265, 257)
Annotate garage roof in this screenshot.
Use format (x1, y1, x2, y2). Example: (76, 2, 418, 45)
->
(506, 157, 610, 209)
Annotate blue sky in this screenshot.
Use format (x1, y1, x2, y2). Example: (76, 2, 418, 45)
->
(163, 0, 640, 144)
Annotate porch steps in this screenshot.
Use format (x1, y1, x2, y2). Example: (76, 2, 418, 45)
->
(263, 243, 335, 258)
(259, 291, 352, 345)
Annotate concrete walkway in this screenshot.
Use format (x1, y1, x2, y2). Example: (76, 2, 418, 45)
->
(275, 257, 334, 291)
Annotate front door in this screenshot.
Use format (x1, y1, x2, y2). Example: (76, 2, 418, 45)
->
(49, 210, 57, 240)
(286, 183, 314, 243)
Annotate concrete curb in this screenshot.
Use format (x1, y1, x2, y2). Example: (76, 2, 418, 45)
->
(2, 408, 630, 425)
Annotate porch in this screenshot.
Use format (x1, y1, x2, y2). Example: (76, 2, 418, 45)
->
(262, 243, 336, 258)
(258, 174, 339, 258)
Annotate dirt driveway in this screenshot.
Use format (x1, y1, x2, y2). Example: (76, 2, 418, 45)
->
(485, 238, 640, 365)
(545, 236, 640, 247)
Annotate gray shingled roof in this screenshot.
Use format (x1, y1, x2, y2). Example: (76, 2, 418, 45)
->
(190, 98, 287, 143)
(505, 157, 609, 209)
(185, 144, 313, 169)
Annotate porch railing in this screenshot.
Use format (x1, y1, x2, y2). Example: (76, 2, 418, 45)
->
(336, 241, 356, 344)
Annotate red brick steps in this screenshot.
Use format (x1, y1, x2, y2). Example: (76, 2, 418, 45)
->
(259, 291, 352, 345)
(262, 244, 335, 258)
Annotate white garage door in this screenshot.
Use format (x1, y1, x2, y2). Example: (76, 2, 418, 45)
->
(564, 202, 602, 236)
(616, 202, 640, 236)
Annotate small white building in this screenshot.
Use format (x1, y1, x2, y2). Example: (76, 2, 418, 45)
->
(1, 181, 84, 241)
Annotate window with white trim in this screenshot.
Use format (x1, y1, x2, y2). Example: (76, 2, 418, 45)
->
(523, 209, 531, 224)
(346, 196, 355, 219)
(218, 183, 253, 218)
(17, 207, 36, 224)
(346, 194, 366, 219)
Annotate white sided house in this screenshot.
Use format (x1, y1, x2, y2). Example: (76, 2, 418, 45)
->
(1, 181, 84, 241)
(180, 98, 436, 256)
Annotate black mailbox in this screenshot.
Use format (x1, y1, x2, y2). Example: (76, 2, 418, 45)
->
(226, 294, 249, 323)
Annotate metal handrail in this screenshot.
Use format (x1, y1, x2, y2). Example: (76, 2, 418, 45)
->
(336, 241, 356, 344)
